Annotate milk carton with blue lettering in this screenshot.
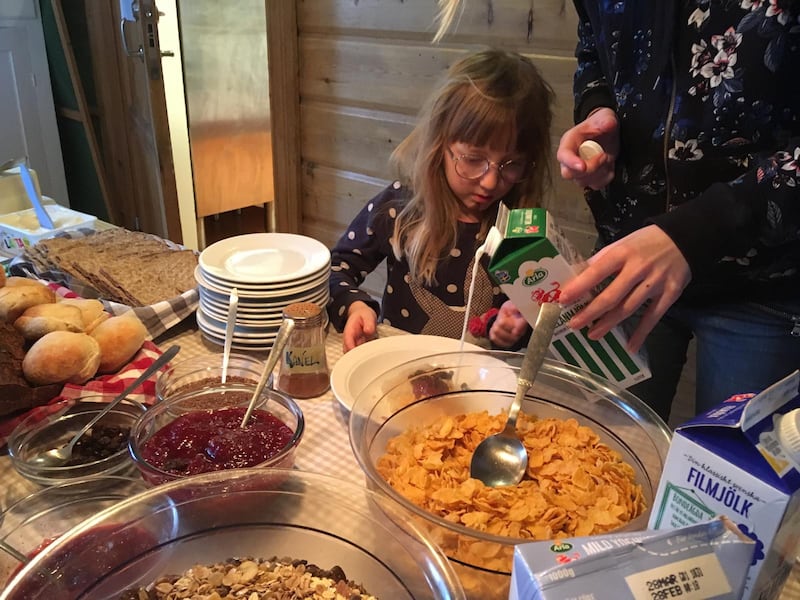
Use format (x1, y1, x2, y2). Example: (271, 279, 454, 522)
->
(649, 371, 800, 600)
(482, 204, 650, 388)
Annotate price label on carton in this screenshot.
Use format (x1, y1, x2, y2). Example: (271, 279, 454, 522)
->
(625, 554, 732, 600)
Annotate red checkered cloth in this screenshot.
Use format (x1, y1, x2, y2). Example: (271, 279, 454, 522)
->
(0, 340, 168, 449)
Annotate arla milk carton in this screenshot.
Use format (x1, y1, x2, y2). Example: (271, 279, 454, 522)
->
(482, 204, 650, 388)
(509, 517, 755, 600)
(649, 371, 800, 600)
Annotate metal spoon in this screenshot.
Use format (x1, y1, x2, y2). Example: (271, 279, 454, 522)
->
(0, 539, 29, 564)
(470, 302, 562, 487)
(221, 288, 239, 384)
(29, 345, 181, 468)
(239, 317, 295, 428)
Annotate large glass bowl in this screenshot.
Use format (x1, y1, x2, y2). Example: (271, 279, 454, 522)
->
(0, 469, 466, 600)
(129, 385, 303, 487)
(8, 397, 146, 487)
(349, 350, 671, 599)
(0, 477, 155, 598)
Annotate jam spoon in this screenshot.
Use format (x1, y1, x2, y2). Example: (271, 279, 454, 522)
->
(240, 317, 295, 428)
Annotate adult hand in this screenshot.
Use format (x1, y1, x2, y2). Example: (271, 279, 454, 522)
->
(558, 225, 691, 353)
(342, 301, 378, 352)
(489, 300, 529, 348)
(557, 107, 620, 190)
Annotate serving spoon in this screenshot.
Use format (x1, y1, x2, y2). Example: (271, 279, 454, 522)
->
(29, 345, 181, 468)
(470, 302, 562, 487)
(239, 317, 295, 428)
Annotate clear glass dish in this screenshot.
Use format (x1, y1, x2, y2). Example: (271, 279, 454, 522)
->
(0, 476, 153, 596)
(349, 350, 672, 600)
(0, 469, 465, 600)
(129, 385, 303, 486)
(155, 353, 265, 405)
(8, 397, 146, 486)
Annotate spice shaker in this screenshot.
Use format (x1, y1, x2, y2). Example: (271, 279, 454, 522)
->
(276, 302, 330, 398)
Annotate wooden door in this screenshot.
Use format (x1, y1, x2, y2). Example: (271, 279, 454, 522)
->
(113, 0, 181, 242)
(0, 1, 69, 209)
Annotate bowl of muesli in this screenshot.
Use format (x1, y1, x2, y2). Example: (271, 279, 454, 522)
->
(349, 349, 672, 600)
(0, 469, 465, 600)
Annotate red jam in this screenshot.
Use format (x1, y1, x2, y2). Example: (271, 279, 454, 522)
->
(6, 524, 156, 599)
(141, 407, 294, 476)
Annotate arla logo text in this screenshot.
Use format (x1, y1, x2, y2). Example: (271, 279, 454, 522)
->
(522, 268, 547, 286)
(550, 542, 573, 553)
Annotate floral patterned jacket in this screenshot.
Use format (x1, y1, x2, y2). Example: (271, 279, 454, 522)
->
(572, 0, 800, 304)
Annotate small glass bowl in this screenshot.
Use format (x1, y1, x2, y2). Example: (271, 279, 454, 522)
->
(155, 353, 265, 407)
(8, 396, 146, 487)
(0, 476, 172, 600)
(129, 385, 304, 487)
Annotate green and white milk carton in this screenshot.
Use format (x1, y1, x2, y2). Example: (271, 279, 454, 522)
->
(649, 371, 800, 600)
(482, 204, 650, 388)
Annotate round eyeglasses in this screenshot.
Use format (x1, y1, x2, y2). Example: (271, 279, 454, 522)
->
(447, 148, 531, 184)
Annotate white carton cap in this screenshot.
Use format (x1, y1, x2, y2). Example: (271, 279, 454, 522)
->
(482, 227, 503, 258)
(778, 409, 800, 466)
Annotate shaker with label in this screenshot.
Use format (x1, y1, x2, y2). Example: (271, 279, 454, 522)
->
(276, 302, 330, 398)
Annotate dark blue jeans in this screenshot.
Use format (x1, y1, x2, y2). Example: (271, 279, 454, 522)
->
(628, 300, 800, 424)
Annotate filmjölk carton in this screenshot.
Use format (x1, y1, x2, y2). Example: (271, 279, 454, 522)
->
(649, 371, 800, 600)
(482, 204, 650, 388)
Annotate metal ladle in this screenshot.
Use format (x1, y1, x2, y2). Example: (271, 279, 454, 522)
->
(240, 318, 295, 428)
(29, 345, 181, 468)
(469, 302, 562, 487)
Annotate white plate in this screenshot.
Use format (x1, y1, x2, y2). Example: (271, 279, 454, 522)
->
(199, 233, 330, 284)
(195, 266, 329, 299)
(330, 335, 485, 412)
(199, 286, 329, 315)
(199, 262, 330, 291)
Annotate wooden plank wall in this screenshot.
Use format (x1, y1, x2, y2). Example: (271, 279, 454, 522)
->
(293, 1, 697, 417)
(295, 0, 593, 296)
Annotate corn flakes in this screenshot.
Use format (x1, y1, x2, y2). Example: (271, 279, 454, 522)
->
(377, 410, 645, 547)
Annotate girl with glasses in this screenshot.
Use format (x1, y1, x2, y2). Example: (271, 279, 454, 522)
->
(328, 48, 555, 352)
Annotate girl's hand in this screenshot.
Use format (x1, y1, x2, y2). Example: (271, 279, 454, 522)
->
(489, 300, 529, 348)
(558, 225, 691, 353)
(556, 107, 620, 190)
(342, 301, 378, 352)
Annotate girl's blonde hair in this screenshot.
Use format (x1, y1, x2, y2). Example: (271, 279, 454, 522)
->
(390, 48, 554, 284)
(433, 0, 464, 43)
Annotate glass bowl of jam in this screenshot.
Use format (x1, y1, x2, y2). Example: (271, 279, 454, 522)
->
(129, 384, 304, 487)
(8, 396, 146, 487)
(155, 353, 266, 407)
(0, 469, 464, 600)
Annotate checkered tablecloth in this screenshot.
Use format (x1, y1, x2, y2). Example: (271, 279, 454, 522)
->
(0, 320, 406, 511)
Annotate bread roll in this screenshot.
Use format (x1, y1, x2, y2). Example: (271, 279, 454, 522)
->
(23, 331, 101, 385)
(0, 268, 5, 288)
(57, 298, 109, 332)
(0, 285, 56, 322)
(90, 313, 147, 373)
(14, 303, 85, 341)
(4, 276, 49, 288)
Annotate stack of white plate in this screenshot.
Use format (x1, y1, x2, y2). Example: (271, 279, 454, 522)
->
(195, 233, 330, 351)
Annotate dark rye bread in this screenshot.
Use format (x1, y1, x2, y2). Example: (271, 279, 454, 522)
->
(0, 322, 61, 417)
(29, 229, 198, 307)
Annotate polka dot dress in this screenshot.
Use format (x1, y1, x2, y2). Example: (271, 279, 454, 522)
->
(327, 183, 506, 339)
